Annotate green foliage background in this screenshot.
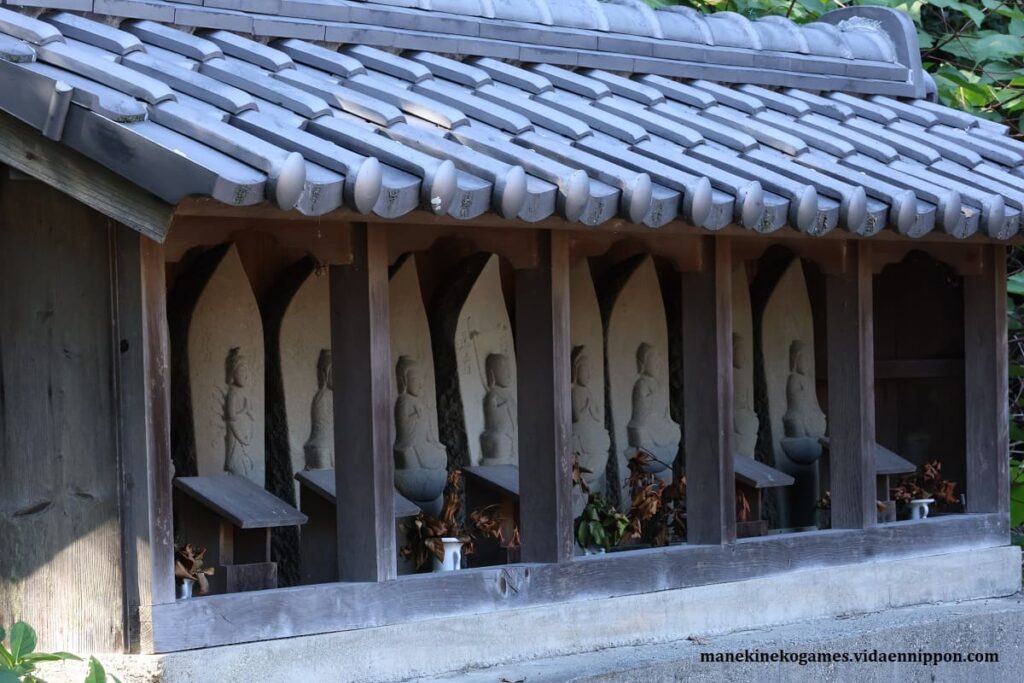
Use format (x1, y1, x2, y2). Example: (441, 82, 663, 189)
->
(643, 1, 1024, 509)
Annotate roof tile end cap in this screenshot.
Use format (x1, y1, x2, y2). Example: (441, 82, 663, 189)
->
(819, 6, 924, 96)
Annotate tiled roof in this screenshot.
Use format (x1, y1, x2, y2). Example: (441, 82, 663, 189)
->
(0, 5, 1021, 239)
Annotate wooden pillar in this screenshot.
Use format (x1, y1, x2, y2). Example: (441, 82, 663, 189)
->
(682, 236, 735, 545)
(330, 223, 396, 581)
(516, 230, 574, 563)
(826, 241, 876, 529)
(963, 244, 1009, 515)
(113, 228, 176, 653)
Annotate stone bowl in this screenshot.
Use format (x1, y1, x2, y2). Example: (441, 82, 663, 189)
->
(781, 436, 824, 465)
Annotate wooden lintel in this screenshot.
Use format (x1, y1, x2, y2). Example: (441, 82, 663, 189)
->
(570, 232, 704, 272)
(383, 222, 539, 269)
(732, 235, 849, 274)
(164, 215, 353, 265)
(143, 513, 1006, 653)
(872, 241, 985, 276)
(0, 112, 174, 242)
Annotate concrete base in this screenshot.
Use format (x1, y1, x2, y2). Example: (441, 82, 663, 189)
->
(39, 546, 1022, 682)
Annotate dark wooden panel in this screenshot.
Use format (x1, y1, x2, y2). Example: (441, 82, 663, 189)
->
(964, 245, 1010, 514)
(682, 236, 735, 544)
(145, 513, 1008, 653)
(826, 241, 876, 529)
(0, 180, 126, 653)
(464, 465, 520, 497)
(515, 230, 573, 563)
(174, 475, 307, 529)
(874, 358, 964, 379)
(329, 223, 396, 581)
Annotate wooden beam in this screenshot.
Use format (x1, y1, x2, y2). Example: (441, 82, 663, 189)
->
(144, 512, 1007, 653)
(682, 236, 736, 544)
(516, 231, 574, 563)
(0, 111, 174, 242)
(826, 241, 877, 529)
(113, 229, 176, 653)
(329, 223, 396, 581)
(963, 244, 1010, 514)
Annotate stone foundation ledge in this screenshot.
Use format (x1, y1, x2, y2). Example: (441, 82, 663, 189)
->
(39, 545, 1022, 682)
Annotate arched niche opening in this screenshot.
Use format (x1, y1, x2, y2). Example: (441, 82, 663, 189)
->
(873, 249, 966, 517)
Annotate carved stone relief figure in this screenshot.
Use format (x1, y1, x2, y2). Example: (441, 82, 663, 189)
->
(571, 345, 612, 495)
(782, 340, 827, 440)
(626, 342, 680, 479)
(303, 349, 334, 470)
(480, 353, 517, 465)
(733, 332, 759, 457)
(393, 355, 448, 516)
(222, 347, 256, 478)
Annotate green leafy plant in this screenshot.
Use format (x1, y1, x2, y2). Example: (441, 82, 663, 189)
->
(576, 492, 632, 551)
(0, 622, 119, 683)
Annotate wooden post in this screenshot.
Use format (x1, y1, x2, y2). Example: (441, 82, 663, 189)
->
(682, 236, 735, 545)
(516, 231, 574, 563)
(963, 244, 1009, 515)
(113, 228, 176, 653)
(329, 223, 396, 581)
(826, 241, 876, 529)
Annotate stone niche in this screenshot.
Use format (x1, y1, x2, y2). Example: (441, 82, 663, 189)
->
(390, 255, 448, 517)
(732, 263, 758, 459)
(761, 258, 826, 529)
(604, 255, 680, 508)
(174, 243, 266, 488)
(570, 259, 612, 515)
(434, 253, 518, 468)
(273, 262, 332, 502)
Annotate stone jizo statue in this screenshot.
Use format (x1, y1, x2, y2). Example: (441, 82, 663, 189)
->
(780, 339, 827, 465)
(303, 349, 334, 470)
(571, 345, 611, 494)
(480, 352, 516, 465)
(222, 347, 255, 478)
(733, 332, 759, 457)
(626, 342, 680, 476)
(393, 355, 448, 516)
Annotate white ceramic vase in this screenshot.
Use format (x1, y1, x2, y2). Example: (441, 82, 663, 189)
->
(909, 498, 935, 520)
(432, 537, 465, 572)
(177, 578, 194, 600)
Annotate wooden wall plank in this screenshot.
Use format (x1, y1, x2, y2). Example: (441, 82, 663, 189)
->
(964, 245, 1010, 514)
(113, 229, 176, 654)
(145, 513, 1007, 653)
(516, 231, 574, 563)
(681, 236, 735, 544)
(329, 223, 396, 581)
(827, 241, 877, 529)
(0, 179, 126, 653)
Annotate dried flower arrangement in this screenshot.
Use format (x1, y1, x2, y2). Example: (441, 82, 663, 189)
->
(174, 544, 215, 595)
(400, 469, 517, 570)
(890, 460, 959, 509)
(622, 450, 687, 547)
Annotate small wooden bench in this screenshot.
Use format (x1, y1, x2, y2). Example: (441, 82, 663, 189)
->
(174, 474, 307, 594)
